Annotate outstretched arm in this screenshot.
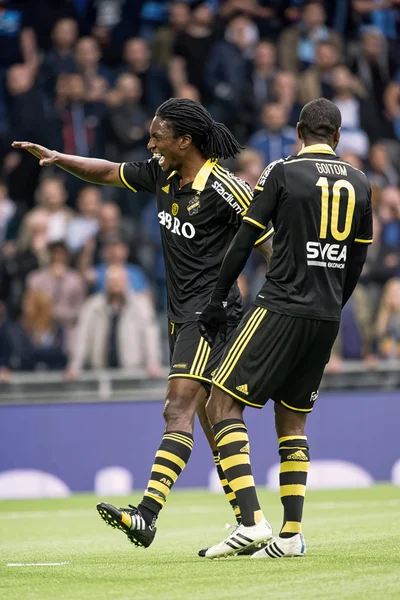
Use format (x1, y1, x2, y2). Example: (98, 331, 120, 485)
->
(12, 142, 123, 187)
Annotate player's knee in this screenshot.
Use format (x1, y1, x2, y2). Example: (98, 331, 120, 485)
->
(163, 391, 197, 429)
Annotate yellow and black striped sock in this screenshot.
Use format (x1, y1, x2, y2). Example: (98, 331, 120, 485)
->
(213, 450, 241, 523)
(138, 431, 194, 523)
(278, 436, 310, 538)
(214, 419, 262, 527)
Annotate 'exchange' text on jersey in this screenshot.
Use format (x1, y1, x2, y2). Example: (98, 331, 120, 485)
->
(243, 144, 373, 321)
(119, 158, 273, 323)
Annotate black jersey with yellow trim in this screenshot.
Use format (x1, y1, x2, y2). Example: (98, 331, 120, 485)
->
(119, 157, 273, 323)
(243, 144, 373, 322)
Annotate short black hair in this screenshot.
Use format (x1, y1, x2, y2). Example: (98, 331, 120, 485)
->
(298, 98, 341, 142)
(155, 98, 243, 160)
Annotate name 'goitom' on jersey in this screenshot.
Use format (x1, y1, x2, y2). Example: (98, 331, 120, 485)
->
(243, 144, 373, 321)
(119, 158, 273, 323)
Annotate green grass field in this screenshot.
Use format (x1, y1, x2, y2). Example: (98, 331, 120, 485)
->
(0, 485, 399, 600)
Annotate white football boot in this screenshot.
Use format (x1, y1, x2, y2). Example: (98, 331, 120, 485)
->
(203, 517, 273, 559)
(251, 533, 306, 559)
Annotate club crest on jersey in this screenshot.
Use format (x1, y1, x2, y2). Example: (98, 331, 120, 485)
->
(172, 202, 179, 216)
(187, 192, 201, 216)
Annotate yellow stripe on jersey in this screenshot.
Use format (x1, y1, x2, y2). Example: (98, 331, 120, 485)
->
(212, 167, 251, 212)
(213, 164, 252, 206)
(254, 227, 274, 246)
(243, 216, 266, 230)
(354, 238, 373, 244)
(119, 163, 137, 192)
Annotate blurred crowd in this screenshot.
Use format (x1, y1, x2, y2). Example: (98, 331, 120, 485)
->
(0, 0, 400, 381)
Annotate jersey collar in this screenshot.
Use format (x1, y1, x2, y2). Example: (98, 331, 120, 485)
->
(166, 159, 217, 190)
(298, 144, 336, 156)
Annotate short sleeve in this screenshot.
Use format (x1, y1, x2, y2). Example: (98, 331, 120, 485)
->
(119, 159, 160, 194)
(243, 160, 284, 231)
(354, 187, 373, 245)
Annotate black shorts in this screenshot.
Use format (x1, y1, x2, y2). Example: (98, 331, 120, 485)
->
(213, 307, 339, 413)
(168, 320, 238, 395)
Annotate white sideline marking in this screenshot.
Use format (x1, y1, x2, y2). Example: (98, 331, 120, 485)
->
(0, 505, 210, 520)
(0, 499, 398, 521)
(7, 562, 69, 567)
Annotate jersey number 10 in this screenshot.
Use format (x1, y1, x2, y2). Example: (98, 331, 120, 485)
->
(316, 177, 355, 241)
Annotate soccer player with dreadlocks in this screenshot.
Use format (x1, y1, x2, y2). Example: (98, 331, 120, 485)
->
(13, 98, 273, 548)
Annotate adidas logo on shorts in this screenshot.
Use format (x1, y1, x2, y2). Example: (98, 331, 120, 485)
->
(287, 450, 308, 461)
(236, 384, 248, 395)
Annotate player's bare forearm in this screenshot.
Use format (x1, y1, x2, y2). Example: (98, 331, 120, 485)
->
(11, 141, 123, 187)
(211, 222, 260, 304)
(342, 244, 368, 308)
(256, 240, 272, 264)
(54, 154, 123, 186)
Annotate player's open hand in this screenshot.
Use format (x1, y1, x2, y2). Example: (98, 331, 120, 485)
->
(197, 302, 227, 348)
(11, 141, 58, 167)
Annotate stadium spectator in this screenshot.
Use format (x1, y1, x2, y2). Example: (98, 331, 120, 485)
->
(0, 208, 50, 317)
(366, 143, 399, 191)
(0, 179, 15, 246)
(121, 37, 171, 114)
(65, 264, 162, 377)
(235, 148, 264, 191)
(248, 102, 297, 165)
(349, 27, 390, 112)
(384, 69, 400, 140)
(17, 176, 74, 252)
(5, 64, 58, 149)
(238, 41, 277, 139)
(271, 71, 302, 128)
(106, 73, 150, 163)
(279, 0, 342, 73)
(352, 0, 399, 47)
(0, 288, 67, 372)
(39, 18, 78, 100)
(205, 15, 259, 123)
(80, 0, 139, 65)
(74, 36, 113, 91)
(26, 240, 86, 351)
(169, 2, 220, 103)
(175, 84, 201, 102)
(91, 202, 137, 265)
(376, 277, 400, 358)
(151, 2, 191, 68)
(66, 185, 101, 253)
(54, 72, 107, 167)
(331, 65, 377, 157)
(298, 40, 340, 104)
(92, 237, 150, 294)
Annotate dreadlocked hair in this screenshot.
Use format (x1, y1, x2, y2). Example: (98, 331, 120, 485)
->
(155, 98, 243, 160)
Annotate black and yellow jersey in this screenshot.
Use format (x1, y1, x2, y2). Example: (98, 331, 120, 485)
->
(119, 158, 273, 323)
(243, 144, 373, 321)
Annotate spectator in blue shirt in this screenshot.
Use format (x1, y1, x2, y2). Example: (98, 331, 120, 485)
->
(248, 102, 297, 165)
(93, 237, 150, 295)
